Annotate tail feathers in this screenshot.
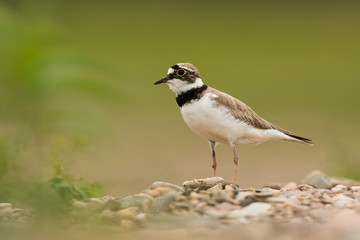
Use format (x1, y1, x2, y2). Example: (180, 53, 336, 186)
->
(271, 124, 314, 146)
(284, 133, 313, 145)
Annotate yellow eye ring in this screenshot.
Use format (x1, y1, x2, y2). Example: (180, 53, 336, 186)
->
(176, 69, 186, 77)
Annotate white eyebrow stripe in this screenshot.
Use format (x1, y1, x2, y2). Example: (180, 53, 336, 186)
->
(167, 68, 175, 74)
(178, 66, 193, 72)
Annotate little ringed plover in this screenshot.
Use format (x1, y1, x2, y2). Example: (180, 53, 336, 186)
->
(154, 63, 313, 182)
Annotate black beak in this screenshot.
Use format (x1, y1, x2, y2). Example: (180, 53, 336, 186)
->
(154, 76, 169, 85)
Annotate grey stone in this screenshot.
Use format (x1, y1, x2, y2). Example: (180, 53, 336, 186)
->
(301, 170, 332, 189)
(118, 196, 143, 209)
(151, 191, 178, 213)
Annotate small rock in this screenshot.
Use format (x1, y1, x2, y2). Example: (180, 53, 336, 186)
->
(118, 196, 143, 209)
(332, 194, 357, 207)
(240, 195, 258, 207)
(225, 184, 239, 191)
(229, 202, 272, 218)
(117, 207, 138, 219)
(280, 182, 297, 192)
(153, 187, 175, 194)
(0, 203, 12, 210)
(256, 188, 280, 197)
(146, 190, 160, 197)
(350, 186, 360, 192)
(151, 191, 178, 213)
(207, 183, 222, 194)
(236, 192, 255, 201)
(301, 170, 332, 189)
(297, 184, 316, 191)
(146, 181, 184, 192)
(183, 177, 225, 191)
(263, 182, 283, 190)
(331, 184, 348, 193)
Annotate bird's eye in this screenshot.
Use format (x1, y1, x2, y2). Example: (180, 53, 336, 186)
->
(176, 69, 186, 77)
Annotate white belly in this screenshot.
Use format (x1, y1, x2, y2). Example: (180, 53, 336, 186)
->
(180, 93, 286, 145)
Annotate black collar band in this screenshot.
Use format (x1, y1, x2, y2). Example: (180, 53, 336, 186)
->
(176, 85, 208, 107)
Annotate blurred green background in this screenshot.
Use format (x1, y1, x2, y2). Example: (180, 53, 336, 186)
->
(0, 0, 359, 205)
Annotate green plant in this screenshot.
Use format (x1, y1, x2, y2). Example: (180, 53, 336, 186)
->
(48, 163, 103, 203)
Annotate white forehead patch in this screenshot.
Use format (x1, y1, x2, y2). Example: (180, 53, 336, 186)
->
(167, 68, 175, 75)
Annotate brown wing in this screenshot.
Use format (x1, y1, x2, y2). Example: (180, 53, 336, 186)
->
(208, 87, 313, 144)
(209, 87, 274, 130)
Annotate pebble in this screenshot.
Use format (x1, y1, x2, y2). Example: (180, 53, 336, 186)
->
(117, 207, 138, 219)
(0, 203, 12, 210)
(297, 184, 316, 192)
(236, 192, 255, 201)
(331, 184, 348, 193)
(118, 196, 143, 209)
(183, 177, 225, 190)
(3, 170, 360, 231)
(152, 191, 178, 213)
(332, 194, 356, 207)
(301, 170, 332, 189)
(280, 182, 297, 192)
(256, 188, 280, 197)
(146, 181, 184, 192)
(146, 190, 160, 197)
(350, 186, 360, 192)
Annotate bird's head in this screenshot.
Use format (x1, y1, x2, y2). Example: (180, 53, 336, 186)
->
(154, 63, 204, 95)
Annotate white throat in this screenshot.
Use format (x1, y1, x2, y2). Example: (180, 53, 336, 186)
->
(166, 77, 204, 96)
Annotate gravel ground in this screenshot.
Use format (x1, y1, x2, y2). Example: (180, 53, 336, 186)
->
(1, 170, 360, 240)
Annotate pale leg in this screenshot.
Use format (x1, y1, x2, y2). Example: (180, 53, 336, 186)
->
(231, 143, 239, 182)
(209, 141, 217, 177)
